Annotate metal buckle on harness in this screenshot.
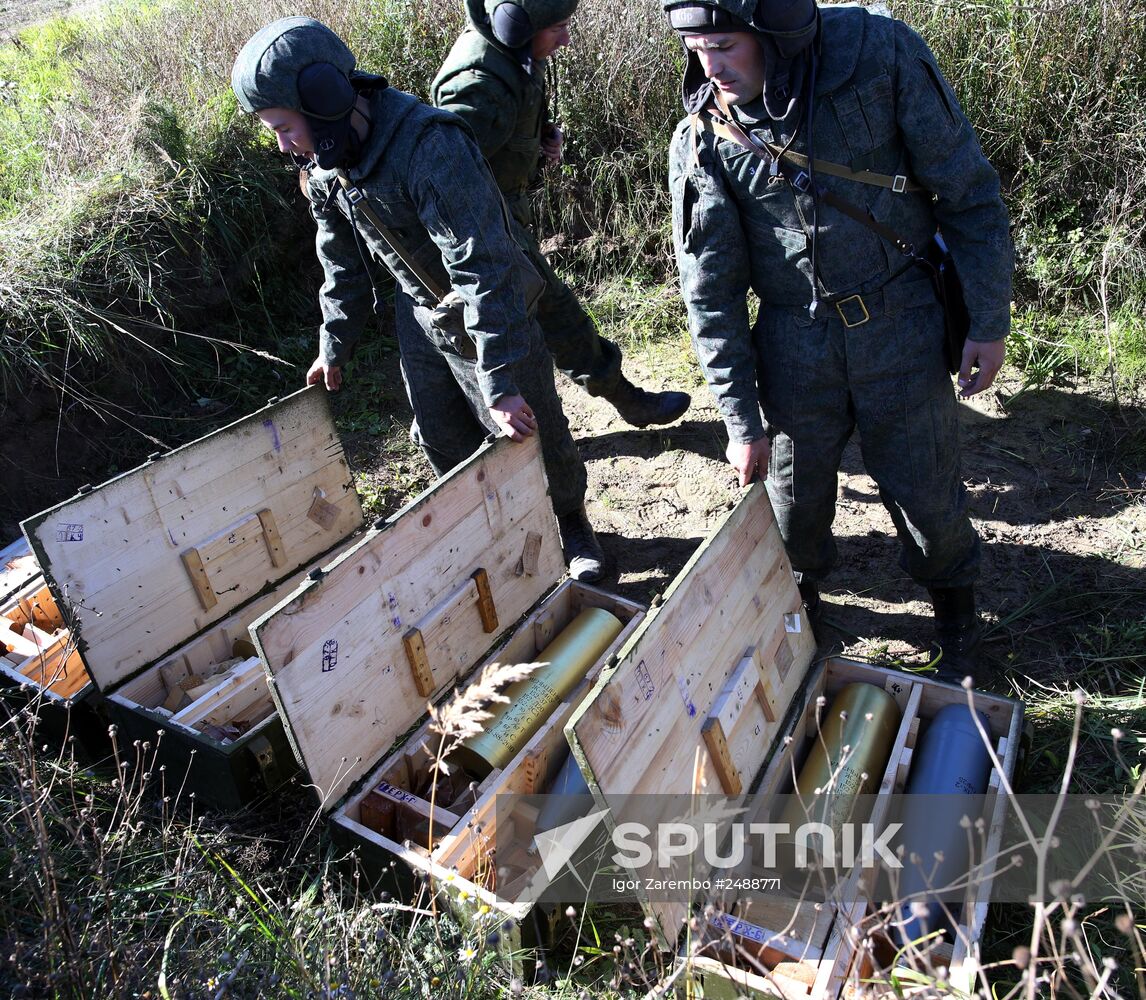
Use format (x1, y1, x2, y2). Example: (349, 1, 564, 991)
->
(792, 170, 810, 192)
(836, 294, 870, 328)
(892, 174, 908, 194)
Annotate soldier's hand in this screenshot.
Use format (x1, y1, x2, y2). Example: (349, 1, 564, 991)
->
(957, 338, 1005, 398)
(489, 394, 537, 442)
(306, 357, 342, 392)
(726, 437, 770, 488)
(541, 125, 563, 166)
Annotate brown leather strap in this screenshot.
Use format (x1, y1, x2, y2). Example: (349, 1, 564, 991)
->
(334, 170, 448, 302)
(706, 93, 921, 193)
(702, 99, 922, 259)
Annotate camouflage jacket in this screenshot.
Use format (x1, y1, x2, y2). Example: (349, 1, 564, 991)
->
(432, 3, 547, 228)
(669, 4, 1013, 445)
(306, 86, 539, 406)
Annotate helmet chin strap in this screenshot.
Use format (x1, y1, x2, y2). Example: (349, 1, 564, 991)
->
(758, 35, 811, 121)
(300, 100, 374, 170)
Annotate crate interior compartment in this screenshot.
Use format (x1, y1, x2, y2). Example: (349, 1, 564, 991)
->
(333, 581, 643, 910)
(700, 657, 1021, 997)
(1, 536, 41, 606)
(0, 581, 90, 701)
(110, 562, 336, 746)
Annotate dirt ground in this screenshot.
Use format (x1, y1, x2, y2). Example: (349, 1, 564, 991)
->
(309, 335, 1145, 718)
(541, 355, 1146, 690)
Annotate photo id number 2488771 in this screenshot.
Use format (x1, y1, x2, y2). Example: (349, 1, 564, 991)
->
(712, 877, 781, 892)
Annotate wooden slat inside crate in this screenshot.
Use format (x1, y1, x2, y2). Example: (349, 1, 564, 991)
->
(1, 583, 90, 700)
(569, 483, 816, 945)
(255, 436, 567, 810)
(22, 387, 364, 694)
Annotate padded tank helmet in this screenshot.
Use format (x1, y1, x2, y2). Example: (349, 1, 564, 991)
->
(231, 17, 377, 169)
(663, 0, 819, 118)
(484, 0, 580, 49)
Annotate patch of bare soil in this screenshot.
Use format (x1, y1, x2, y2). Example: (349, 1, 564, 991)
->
(552, 358, 1146, 694)
(1, 0, 98, 38)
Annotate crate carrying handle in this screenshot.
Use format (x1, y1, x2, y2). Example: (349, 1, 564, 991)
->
(181, 508, 287, 611)
(403, 568, 499, 697)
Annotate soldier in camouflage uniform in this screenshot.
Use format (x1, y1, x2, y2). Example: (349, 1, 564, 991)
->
(662, 0, 1013, 677)
(432, 0, 692, 428)
(231, 17, 608, 582)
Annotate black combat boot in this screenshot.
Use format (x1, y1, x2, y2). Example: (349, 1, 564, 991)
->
(604, 376, 691, 428)
(797, 581, 823, 636)
(557, 506, 608, 584)
(928, 586, 983, 683)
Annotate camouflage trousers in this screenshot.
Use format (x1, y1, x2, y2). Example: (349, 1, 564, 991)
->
(756, 278, 980, 589)
(511, 211, 623, 398)
(393, 289, 587, 518)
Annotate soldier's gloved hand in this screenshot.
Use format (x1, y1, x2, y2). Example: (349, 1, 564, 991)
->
(306, 356, 342, 392)
(727, 437, 770, 488)
(957, 338, 1005, 398)
(489, 394, 537, 442)
(541, 125, 563, 166)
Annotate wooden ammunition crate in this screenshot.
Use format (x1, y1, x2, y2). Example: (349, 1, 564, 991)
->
(20, 387, 366, 809)
(0, 535, 108, 758)
(252, 434, 644, 944)
(565, 484, 1023, 999)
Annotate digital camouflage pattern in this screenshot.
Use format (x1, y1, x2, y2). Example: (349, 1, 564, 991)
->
(301, 84, 587, 515)
(669, 4, 1012, 588)
(432, 0, 623, 395)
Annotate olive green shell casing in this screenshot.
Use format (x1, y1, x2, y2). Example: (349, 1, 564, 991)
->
(778, 681, 901, 833)
(449, 607, 623, 778)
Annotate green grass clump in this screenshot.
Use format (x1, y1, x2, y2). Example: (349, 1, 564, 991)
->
(4, 0, 1146, 415)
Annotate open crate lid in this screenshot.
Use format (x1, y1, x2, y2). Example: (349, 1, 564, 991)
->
(566, 483, 817, 941)
(252, 434, 566, 812)
(0, 536, 41, 607)
(21, 387, 364, 694)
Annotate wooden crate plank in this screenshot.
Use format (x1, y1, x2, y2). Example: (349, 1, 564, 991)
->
(254, 437, 566, 809)
(568, 485, 815, 948)
(701, 717, 742, 796)
(22, 388, 364, 694)
(169, 657, 265, 727)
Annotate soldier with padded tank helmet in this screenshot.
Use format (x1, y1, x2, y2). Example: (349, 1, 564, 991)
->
(432, 0, 692, 429)
(231, 16, 609, 582)
(662, 0, 1013, 677)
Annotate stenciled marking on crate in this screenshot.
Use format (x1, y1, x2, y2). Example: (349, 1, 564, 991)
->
(676, 675, 697, 718)
(388, 593, 401, 629)
(635, 660, 655, 701)
(57, 523, 84, 543)
(886, 676, 908, 698)
(322, 639, 338, 672)
(709, 912, 770, 945)
(376, 780, 417, 804)
(263, 419, 281, 453)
